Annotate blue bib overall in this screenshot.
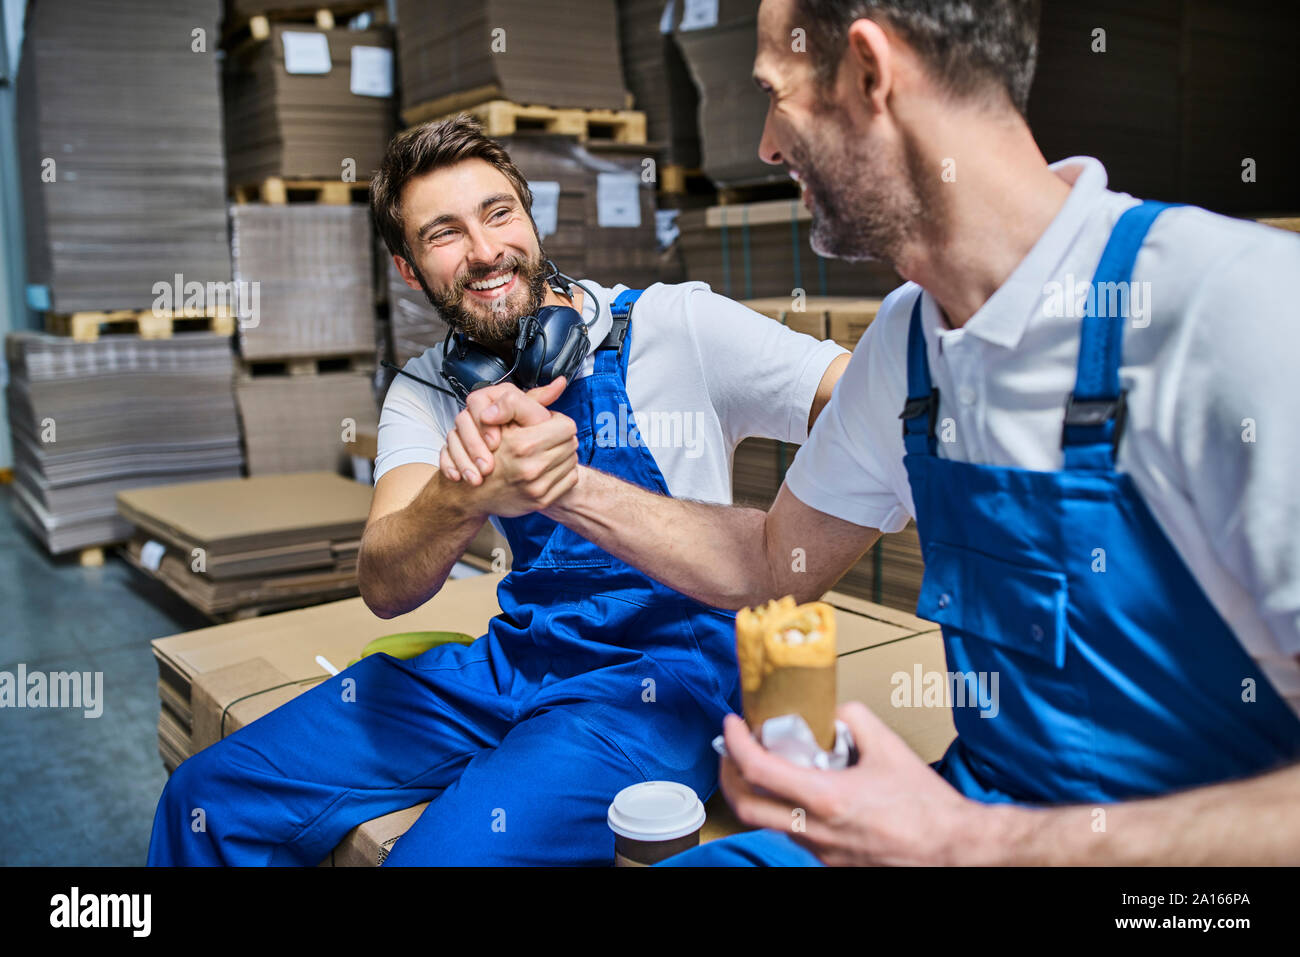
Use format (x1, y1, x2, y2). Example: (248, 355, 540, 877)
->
(148, 291, 743, 866)
(663, 201, 1300, 866)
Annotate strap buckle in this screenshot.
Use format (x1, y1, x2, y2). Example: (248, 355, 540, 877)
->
(1061, 391, 1128, 452)
(597, 315, 630, 355)
(899, 388, 940, 439)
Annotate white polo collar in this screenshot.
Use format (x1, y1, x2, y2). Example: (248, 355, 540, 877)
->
(922, 156, 1113, 350)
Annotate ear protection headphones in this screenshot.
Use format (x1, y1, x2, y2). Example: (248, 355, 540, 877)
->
(382, 260, 598, 405)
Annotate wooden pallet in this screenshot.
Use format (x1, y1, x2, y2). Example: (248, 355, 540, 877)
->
(232, 177, 370, 205)
(1256, 216, 1300, 233)
(78, 546, 106, 568)
(717, 179, 800, 206)
(658, 164, 711, 196)
(44, 308, 235, 343)
(239, 353, 375, 378)
(224, 4, 378, 47)
(402, 88, 646, 144)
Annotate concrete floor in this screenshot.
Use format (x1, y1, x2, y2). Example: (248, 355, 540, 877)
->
(0, 486, 210, 865)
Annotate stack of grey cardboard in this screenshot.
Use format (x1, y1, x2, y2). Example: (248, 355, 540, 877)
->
(224, 24, 396, 186)
(231, 204, 376, 360)
(235, 369, 379, 475)
(5, 333, 244, 554)
(16, 0, 231, 312)
(617, 0, 701, 168)
(394, 0, 629, 115)
(670, 0, 778, 188)
(229, 0, 377, 16)
(118, 471, 373, 619)
(676, 199, 902, 300)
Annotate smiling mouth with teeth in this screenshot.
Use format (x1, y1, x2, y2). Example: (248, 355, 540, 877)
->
(465, 269, 517, 293)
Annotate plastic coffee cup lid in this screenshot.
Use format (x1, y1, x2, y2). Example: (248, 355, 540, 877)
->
(607, 781, 706, 842)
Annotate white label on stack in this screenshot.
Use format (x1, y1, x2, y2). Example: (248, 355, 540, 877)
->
(140, 540, 166, 572)
(659, 0, 677, 34)
(350, 46, 393, 97)
(679, 0, 719, 30)
(596, 174, 642, 228)
(529, 181, 561, 238)
(282, 31, 332, 74)
(655, 209, 681, 249)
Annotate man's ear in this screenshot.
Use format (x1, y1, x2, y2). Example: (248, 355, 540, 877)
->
(845, 17, 895, 116)
(393, 254, 422, 291)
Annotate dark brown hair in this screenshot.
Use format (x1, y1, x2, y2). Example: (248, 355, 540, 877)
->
(370, 113, 535, 263)
(794, 0, 1041, 116)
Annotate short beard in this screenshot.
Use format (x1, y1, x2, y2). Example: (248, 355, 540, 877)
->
(411, 247, 551, 346)
(789, 104, 926, 267)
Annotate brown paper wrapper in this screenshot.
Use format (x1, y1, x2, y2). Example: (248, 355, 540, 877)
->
(742, 663, 837, 751)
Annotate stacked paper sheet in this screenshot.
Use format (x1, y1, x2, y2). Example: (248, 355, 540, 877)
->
(118, 471, 374, 618)
(5, 333, 244, 554)
(16, 0, 231, 312)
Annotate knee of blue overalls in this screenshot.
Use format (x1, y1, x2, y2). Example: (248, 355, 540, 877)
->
(148, 745, 230, 866)
(655, 829, 823, 867)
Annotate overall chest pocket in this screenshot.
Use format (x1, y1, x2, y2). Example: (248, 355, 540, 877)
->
(530, 424, 611, 570)
(917, 541, 1069, 668)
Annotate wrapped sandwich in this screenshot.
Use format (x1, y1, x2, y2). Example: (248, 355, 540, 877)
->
(736, 597, 837, 750)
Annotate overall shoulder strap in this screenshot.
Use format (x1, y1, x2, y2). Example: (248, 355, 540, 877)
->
(1063, 200, 1181, 470)
(595, 288, 642, 377)
(899, 290, 939, 456)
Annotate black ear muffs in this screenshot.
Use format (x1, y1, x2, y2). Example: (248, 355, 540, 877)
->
(440, 303, 591, 401)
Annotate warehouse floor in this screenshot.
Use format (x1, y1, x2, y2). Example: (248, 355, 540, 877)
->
(0, 486, 209, 865)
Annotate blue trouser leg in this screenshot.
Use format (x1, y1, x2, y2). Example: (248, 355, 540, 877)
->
(656, 829, 823, 866)
(384, 706, 646, 866)
(147, 645, 514, 866)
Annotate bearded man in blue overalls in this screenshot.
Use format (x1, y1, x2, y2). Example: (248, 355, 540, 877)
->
(448, 0, 1300, 865)
(145, 111, 849, 865)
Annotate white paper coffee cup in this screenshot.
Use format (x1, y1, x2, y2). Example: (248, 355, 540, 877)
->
(607, 781, 706, 866)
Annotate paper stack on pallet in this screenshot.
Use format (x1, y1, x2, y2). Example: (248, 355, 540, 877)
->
(16, 0, 231, 312)
(224, 24, 395, 185)
(5, 333, 244, 555)
(394, 0, 629, 116)
(150, 577, 949, 863)
(616, 0, 701, 169)
(669, 0, 776, 188)
(235, 369, 379, 475)
(677, 199, 902, 301)
(118, 471, 373, 619)
(386, 259, 453, 366)
(230, 205, 376, 360)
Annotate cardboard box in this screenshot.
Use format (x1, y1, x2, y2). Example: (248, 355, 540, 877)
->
(152, 575, 950, 864)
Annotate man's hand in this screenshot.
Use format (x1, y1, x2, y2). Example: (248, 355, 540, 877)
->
(719, 702, 984, 866)
(439, 377, 566, 484)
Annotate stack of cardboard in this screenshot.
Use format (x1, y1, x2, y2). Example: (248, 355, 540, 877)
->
(5, 333, 244, 554)
(676, 200, 902, 301)
(394, 0, 629, 115)
(118, 471, 374, 619)
(616, 0, 701, 169)
(235, 370, 379, 475)
(230, 205, 376, 360)
(16, 0, 231, 312)
(669, 0, 775, 188)
(741, 296, 884, 351)
(150, 575, 949, 864)
(224, 24, 396, 185)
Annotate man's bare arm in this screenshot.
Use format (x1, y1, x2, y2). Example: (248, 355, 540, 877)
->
(975, 760, 1300, 865)
(544, 476, 879, 610)
(358, 464, 490, 619)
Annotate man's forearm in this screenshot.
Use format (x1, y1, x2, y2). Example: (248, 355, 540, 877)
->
(358, 470, 487, 619)
(543, 464, 778, 610)
(966, 762, 1300, 865)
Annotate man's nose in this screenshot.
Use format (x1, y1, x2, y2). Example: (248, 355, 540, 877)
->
(757, 103, 783, 166)
(465, 224, 503, 269)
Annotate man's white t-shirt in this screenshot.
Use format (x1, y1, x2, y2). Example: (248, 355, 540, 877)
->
(784, 155, 1300, 719)
(375, 279, 849, 535)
